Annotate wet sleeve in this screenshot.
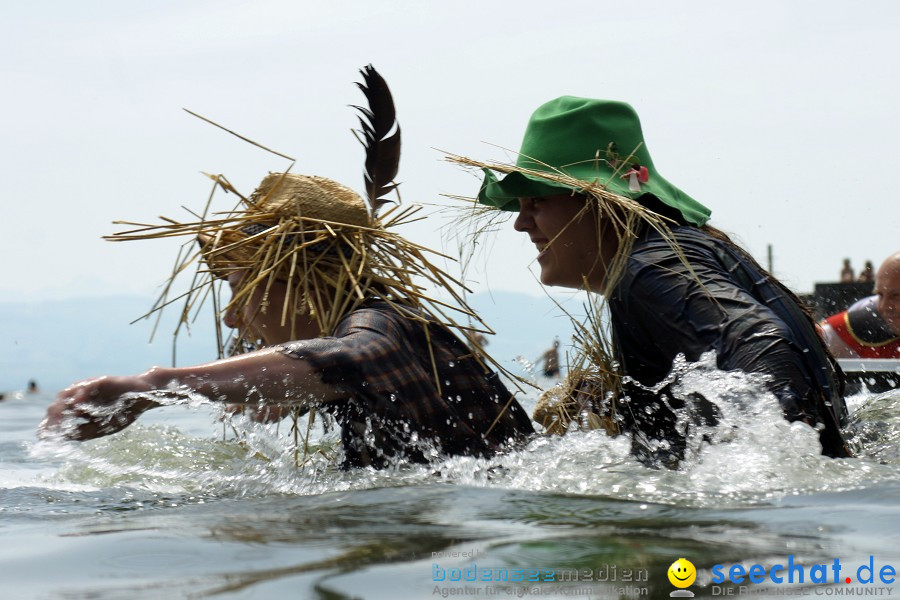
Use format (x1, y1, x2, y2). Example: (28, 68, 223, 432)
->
(279, 308, 424, 395)
(619, 243, 821, 424)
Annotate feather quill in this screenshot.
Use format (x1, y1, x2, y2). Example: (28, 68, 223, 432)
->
(352, 64, 401, 214)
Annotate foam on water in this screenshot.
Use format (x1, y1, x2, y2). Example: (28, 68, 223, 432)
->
(26, 355, 900, 510)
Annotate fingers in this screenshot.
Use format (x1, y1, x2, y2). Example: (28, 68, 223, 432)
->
(39, 388, 87, 440)
(38, 396, 101, 441)
(38, 378, 141, 442)
(38, 401, 68, 439)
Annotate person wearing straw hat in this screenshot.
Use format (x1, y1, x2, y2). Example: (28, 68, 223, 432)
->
(448, 96, 850, 466)
(40, 67, 534, 469)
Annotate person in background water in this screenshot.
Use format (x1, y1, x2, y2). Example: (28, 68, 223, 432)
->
(39, 66, 533, 469)
(840, 258, 855, 283)
(0, 380, 39, 401)
(858, 260, 875, 283)
(821, 252, 900, 358)
(540, 340, 560, 378)
(448, 96, 850, 466)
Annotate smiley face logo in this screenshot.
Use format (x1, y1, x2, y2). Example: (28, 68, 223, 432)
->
(668, 558, 696, 588)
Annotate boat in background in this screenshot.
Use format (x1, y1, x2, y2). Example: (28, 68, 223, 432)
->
(838, 359, 900, 393)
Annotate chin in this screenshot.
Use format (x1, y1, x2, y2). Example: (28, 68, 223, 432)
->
(539, 269, 561, 287)
(886, 320, 900, 337)
(540, 271, 578, 290)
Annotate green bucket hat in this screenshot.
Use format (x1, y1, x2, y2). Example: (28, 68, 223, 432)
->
(477, 97, 711, 227)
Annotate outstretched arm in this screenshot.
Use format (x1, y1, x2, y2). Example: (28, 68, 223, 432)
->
(40, 346, 343, 442)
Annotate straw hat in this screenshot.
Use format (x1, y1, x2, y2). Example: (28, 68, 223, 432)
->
(196, 172, 371, 277)
(249, 172, 371, 227)
(108, 66, 492, 359)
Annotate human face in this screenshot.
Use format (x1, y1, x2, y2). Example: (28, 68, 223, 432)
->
(513, 194, 612, 290)
(874, 257, 900, 335)
(223, 271, 309, 345)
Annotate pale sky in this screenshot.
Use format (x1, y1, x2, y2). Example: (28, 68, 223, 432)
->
(2, 0, 899, 304)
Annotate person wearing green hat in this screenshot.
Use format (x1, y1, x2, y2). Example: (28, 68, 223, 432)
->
(449, 96, 850, 466)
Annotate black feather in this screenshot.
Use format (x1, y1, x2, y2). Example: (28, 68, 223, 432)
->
(352, 64, 401, 214)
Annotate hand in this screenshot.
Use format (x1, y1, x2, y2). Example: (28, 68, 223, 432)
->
(39, 375, 157, 441)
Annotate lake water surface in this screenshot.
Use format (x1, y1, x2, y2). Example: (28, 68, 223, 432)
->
(2, 364, 899, 599)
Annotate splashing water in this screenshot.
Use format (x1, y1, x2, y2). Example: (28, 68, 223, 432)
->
(27, 354, 900, 510)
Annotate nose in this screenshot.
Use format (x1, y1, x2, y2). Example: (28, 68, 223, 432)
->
(223, 303, 240, 329)
(514, 199, 535, 232)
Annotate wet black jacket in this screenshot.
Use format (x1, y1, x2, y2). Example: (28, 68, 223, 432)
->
(608, 225, 849, 464)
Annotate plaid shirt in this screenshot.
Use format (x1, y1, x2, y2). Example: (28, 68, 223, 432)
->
(281, 301, 534, 468)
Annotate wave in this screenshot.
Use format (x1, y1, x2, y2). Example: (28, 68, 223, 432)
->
(27, 356, 900, 510)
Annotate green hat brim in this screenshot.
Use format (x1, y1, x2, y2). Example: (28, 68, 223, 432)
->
(474, 97, 711, 227)
(478, 167, 711, 227)
(477, 169, 577, 212)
